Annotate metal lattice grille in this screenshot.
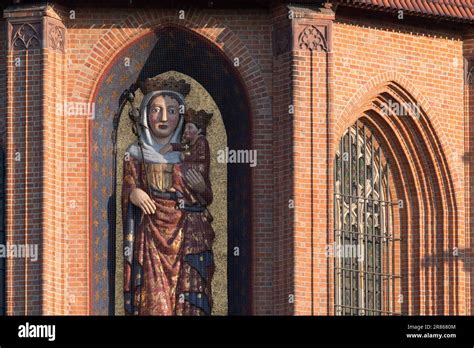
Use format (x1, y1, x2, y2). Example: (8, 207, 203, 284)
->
(334, 121, 401, 316)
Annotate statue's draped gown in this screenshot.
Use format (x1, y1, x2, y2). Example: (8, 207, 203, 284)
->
(122, 134, 214, 315)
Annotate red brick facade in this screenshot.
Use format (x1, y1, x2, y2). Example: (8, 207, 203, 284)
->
(1, 1, 472, 315)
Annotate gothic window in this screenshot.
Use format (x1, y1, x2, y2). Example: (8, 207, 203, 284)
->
(334, 121, 400, 316)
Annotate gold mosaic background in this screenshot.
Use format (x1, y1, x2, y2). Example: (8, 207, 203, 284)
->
(115, 71, 228, 315)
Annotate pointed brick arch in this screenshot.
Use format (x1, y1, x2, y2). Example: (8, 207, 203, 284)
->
(338, 72, 439, 146)
(78, 10, 270, 112)
(79, 13, 272, 315)
(336, 72, 460, 211)
(332, 77, 464, 314)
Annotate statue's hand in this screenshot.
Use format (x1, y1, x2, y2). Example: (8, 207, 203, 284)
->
(130, 188, 156, 215)
(141, 143, 166, 163)
(185, 168, 206, 193)
(159, 144, 173, 155)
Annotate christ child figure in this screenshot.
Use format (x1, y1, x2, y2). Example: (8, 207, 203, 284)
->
(159, 108, 215, 315)
(160, 108, 213, 208)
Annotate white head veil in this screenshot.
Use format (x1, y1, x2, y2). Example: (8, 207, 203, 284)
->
(127, 90, 185, 164)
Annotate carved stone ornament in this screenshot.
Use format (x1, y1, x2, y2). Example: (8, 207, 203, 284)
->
(11, 22, 41, 50)
(298, 25, 328, 52)
(48, 24, 65, 52)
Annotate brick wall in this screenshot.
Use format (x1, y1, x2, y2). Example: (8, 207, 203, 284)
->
(0, 16, 6, 315)
(5, 16, 44, 314)
(1, 2, 472, 315)
(463, 30, 474, 316)
(331, 10, 468, 315)
(271, 4, 295, 315)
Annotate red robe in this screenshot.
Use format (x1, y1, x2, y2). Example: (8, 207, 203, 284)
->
(122, 136, 215, 315)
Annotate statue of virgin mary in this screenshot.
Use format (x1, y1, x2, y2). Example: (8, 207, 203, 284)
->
(122, 76, 215, 316)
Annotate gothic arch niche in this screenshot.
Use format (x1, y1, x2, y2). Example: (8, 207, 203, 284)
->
(90, 26, 252, 315)
(333, 81, 460, 315)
